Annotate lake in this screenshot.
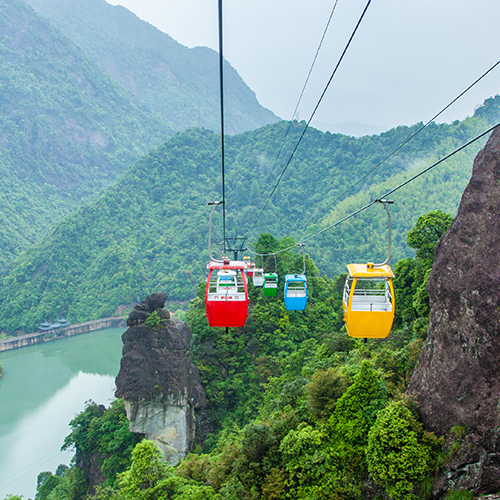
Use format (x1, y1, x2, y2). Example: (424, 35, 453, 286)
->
(0, 327, 125, 500)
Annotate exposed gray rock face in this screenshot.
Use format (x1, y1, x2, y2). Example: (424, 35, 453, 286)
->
(115, 292, 206, 464)
(124, 396, 195, 465)
(407, 128, 500, 496)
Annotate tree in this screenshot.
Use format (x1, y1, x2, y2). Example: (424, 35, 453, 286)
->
(393, 211, 454, 330)
(35, 471, 61, 500)
(61, 399, 143, 494)
(306, 367, 349, 421)
(328, 361, 387, 468)
(280, 422, 334, 499)
(118, 440, 216, 500)
(367, 400, 442, 499)
(118, 440, 170, 500)
(406, 210, 454, 269)
(62, 401, 103, 456)
(392, 257, 418, 327)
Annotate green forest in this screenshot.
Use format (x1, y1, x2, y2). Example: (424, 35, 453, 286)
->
(0, 95, 499, 335)
(0, 0, 173, 268)
(18, 212, 476, 500)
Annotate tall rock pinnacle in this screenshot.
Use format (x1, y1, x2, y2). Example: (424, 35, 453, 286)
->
(407, 126, 500, 495)
(115, 292, 206, 465)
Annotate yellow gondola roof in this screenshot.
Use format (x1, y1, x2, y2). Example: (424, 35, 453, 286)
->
(347, 263, 395, 278)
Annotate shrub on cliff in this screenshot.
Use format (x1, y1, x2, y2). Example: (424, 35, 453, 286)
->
(393, 210, 454, 332)
(35, 467, 86, 500)
(118, 440, 171, 499)
(62, 399, 143, 492)
(366, 400, 443, 499)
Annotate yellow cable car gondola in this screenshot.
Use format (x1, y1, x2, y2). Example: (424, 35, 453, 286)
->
(342, 262, 395, 338)
(342, 199, 396, 339)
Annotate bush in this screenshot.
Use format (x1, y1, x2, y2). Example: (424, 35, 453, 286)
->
(306, 367, 349, 420)
(367, 400, 442, 499)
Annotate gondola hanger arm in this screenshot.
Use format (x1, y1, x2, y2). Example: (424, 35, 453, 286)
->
(208, 201, 225, 263)
(374, 199, 394, 267)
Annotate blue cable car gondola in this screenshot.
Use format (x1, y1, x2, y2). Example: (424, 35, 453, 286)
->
(283, 244, 308, 310)
(284, 274, 307, 310)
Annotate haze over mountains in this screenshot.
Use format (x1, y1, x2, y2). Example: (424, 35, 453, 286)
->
(24, 0, 279, 133)
(0, 0, 173, 265)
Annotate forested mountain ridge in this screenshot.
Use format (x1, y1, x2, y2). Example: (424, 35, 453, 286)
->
(0, 95, 499, 334)
(24, 0, 279, 134)
(0, 0, 174, 267)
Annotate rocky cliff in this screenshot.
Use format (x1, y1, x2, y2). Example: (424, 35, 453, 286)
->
(115, 292, 206, 465)
(407, 127, 500, 496)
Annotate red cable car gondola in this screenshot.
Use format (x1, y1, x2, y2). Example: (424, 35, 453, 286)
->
(243, 256, 255, 276)
(205, 259, 249, 327)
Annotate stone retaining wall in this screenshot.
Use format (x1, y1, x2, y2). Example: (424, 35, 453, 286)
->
(0, 317, 126, 352)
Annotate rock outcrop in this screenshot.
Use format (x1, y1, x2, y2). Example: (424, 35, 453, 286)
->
(115, 292, 206, 465)
(407, 127, 500, 495)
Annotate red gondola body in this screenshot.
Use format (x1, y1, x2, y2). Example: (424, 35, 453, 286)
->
(243, 256, 255, 277)
(205, 260, 249, 327)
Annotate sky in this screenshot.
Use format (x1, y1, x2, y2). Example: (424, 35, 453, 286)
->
(106, 0, 500, 134)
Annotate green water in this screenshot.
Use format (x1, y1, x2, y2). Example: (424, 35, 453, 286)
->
(0, 327, 125, 500)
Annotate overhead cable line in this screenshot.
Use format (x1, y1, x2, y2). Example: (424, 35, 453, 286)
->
(246, 0, 373, 239)
(218, 0, 226, 250)
(291, 0, 340, 122)
(302, 58, 500, 229)
(299, 121, 500, 244)
(257, 0, 340, 207)
(245, 122, 499, 257)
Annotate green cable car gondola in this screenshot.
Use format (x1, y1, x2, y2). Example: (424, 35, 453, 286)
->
(263, 253, 278, 296)
(263, 272, 278, 296)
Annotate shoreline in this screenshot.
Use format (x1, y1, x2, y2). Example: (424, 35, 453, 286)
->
(0, 317, 126, 352)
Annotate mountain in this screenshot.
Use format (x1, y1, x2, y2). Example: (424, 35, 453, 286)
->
(1, 96, 499, 334)
(19, 137, 499, 498)
(0, 0, 279, 269)
(0, 0, 173, 267)
(23, 0, 279, 134)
